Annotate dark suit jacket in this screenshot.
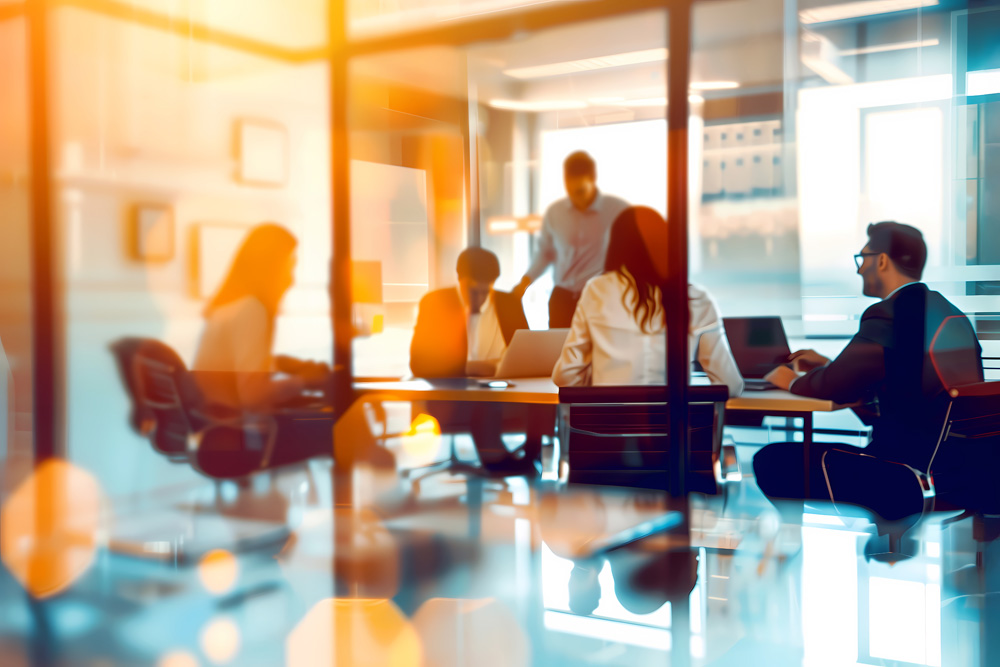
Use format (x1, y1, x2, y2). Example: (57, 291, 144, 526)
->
(410, 288, 529, 378)
(791, 283, 983, 470)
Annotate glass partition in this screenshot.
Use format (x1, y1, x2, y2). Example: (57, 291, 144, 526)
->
(349, 10, 669, 375)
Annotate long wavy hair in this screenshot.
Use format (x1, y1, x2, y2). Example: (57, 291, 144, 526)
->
(603, 207, 668, 333)
(205, 223, 297, 320)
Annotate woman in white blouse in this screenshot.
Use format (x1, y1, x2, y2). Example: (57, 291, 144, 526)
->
(552, 206, 743, 397)
(193, 223, 327, 411)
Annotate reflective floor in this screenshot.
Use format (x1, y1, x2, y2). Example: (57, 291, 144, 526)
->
(1, 423, 996, 667)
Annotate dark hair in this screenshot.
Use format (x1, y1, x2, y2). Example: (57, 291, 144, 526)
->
(205, 223, 297, 318)
(564, 151, 596, 179)
(604, 207, 667, 334)
(866, 221, 926, 280)
(456, 246, 501, 283)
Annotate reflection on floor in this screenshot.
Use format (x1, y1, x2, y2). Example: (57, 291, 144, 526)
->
(0, 424, 996, 667)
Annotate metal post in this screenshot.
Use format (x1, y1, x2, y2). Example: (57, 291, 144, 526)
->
(666, 1, 692, 498)
(28, 0, 59, 463)
(329, 0, 353, 420)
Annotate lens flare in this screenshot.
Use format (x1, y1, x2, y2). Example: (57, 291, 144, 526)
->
(199, 616, 240, 665)
(0, 459, 106, 598)
(197, 549, 239, 595)
(400, 413, 441, 459)
(286, 598, 421, 667)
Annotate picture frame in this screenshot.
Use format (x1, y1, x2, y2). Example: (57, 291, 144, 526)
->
(237, 119, 289, 187)
(129, 204, 174, 262)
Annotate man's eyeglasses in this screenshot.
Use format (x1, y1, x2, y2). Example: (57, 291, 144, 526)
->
(854, 252, 879, 269)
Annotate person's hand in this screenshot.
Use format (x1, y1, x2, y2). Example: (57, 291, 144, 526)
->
(465, 359, 498, 377)
(786, 349, 830, 373)
(764, 365, 800, 391)
(274, 354, 304, 374)
(511, 276, 532, 300)
(297, 360, 330, 389)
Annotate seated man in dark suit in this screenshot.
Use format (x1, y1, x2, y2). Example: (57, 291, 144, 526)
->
(754, 222, 983, 518)
(411, 247, 528, 379)
(411, 247, 549, 473)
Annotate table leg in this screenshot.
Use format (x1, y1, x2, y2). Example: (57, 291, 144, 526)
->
(803, 413, 814, 496)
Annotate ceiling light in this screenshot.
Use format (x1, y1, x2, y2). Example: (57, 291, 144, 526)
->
(688, 94, 705, 104)
(587, 96, 627, 105)
(839, 38, 939, 55)
(799, 0, 938, 25)
(503, 47, 668, 80)
(967, 68, 1000, 97)
(689, 81, 740, 91)
(488, 99, 588, 112)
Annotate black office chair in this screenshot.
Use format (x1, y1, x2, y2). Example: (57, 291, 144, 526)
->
(558, 384, 731, 494)
(818, 315, 985, 562)
(112, 338, 278, 479)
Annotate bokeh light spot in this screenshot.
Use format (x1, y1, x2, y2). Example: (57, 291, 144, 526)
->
(157, 650, 200, 667)
(0, 459, 106, 598)
(286, 598, 421, 667)
(199, 616, 240, 665)
(400, 413, 441, 459)
(197, 549, 239, 595)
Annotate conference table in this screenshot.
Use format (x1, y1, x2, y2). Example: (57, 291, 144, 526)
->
(353, 376, 842, 446)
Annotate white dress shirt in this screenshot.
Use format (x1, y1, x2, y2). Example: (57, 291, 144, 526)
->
(552, 272, 744, 396)
(463, 289, 507, 362)
(525, 191, 631, 293)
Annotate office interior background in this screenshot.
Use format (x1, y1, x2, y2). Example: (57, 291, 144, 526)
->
(3, 0, 1000, 665)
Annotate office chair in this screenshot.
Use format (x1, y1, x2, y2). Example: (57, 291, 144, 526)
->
(558, 384, 731, 494)
(112, 338, 278, 479)
(819, 315, 985, 562)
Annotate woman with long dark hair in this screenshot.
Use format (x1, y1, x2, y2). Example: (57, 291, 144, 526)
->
(193, 223, 327, 409)
(552, 206, 742, 395)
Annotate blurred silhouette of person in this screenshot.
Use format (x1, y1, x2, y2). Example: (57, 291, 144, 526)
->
(552, 206, 743, 397)
(513, 151, 629, 328)
(411, 247, 527, 378)
(193, 223, 332, 468)
(755, 222, 983, 518)
(411, 247, 549, 474)
(194, 223, 328, 409)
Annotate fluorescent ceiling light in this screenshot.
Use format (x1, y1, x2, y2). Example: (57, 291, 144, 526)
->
(690, 81, 739, 90)
(503, 47, 668, 79)
(839, 37, 939, 55)
(799, 0, 938, 25)
(489, 99, 587, 111)
(967, 68, 1000, 97)
(587, 96, 626, 104)
(688, 94, 705, 104)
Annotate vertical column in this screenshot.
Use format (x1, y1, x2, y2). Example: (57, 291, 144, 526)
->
(667, 1, 692, 498)
(464, 77, 481, 247)
(329, 0, 352, 419)
(27, 0, 59, 463)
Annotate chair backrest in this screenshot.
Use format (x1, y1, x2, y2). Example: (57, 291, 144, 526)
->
(930, 381, 1000, 513)
(558, 385, 729, 493)
(109, 337, 153, 434)
(129, 339, 204, 462)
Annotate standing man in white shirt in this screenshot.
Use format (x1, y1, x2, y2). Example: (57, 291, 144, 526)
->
(512, 151, 630, 328)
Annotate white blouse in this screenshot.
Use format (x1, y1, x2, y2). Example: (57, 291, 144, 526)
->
(551, 272, 744, 396)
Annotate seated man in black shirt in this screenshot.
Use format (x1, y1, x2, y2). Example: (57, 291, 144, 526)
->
(754, 222, 983, 516)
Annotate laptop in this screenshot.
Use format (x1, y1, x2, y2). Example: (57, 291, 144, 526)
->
(494, 328, 570, 378)
(723, 316, 792, 391)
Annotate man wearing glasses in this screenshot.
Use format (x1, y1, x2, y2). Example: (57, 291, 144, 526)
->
(753, 221, 983, 515)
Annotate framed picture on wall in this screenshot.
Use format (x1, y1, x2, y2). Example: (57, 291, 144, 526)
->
(237, 119, 288, 186)
(129, 204, 174, 262)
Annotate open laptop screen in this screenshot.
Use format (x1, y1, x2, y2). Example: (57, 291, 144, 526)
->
(722, 316, 791, 379)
